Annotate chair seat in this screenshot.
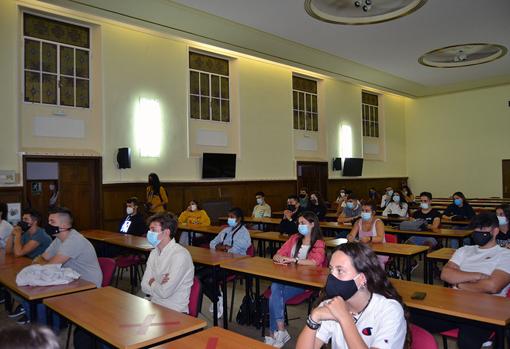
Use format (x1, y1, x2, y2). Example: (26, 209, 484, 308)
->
(440, 328, 494, 340)
(263, 288, 314, 305)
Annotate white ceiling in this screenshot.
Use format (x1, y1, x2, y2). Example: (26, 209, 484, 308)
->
(172, 0, 510, 88)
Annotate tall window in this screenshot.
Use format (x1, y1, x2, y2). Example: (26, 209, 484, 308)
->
(23, 13, 90, 108)
(292, 76, 318, 131)
(189, 51, 230, 122)
(362, 92, 379, 137)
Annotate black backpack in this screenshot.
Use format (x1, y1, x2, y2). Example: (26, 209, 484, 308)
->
(236, 289, 266, 328)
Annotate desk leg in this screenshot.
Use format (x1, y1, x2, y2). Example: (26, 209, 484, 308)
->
(222, 270, 228, 329)
(405, 256, 411, 281)
(495, 326, 505, 349)
(423, 256, 428, 284)
(458, 238, 463, 247)
(3, 288, 11, 312)
(212, 266, 218, 327)
(29, 301, 37, 323)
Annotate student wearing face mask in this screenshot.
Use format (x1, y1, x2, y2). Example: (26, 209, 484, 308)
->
(298, 188, 309, 209)
(0, 202, 13, 250)
(265, 212, 326, 348)
(118, 197, 146, 236)
(252, 191, 271, 218)
(382, 191, 408, 217)
(337, 195, 361, 224)
(279, 195, 303, 235)
(308, 192, 327, 221)
(202, 207, 251, 318)
(296, 242, 407, 349)
(141, 212, 194, 313)
(401, 185, 415, 204)
(380, 187, 394, 208)
(442, 191, 475, 220)
(177, 200, 211, 245)
(407, 192, 441, 247)
(495, 204, 510, 247)
(412, 213, 510, 349)
(368, 187, 380, 202)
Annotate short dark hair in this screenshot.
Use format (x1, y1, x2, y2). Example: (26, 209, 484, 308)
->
(48, 207, 73, 225)
(228, 207, 244, 223)
(347, 193, 358, 200)
(419, 192, 432, 200)
(22, 208, 42, 224)
(126, 197, 139, 205)
(147, 212, 178, 239)
(361, 200, 377, 212)
(255, 191, 265, 197)
(470, 212, 499, 230)
(0, 325, 59, 349)
(0, 202, 7, 220)
(288, 194, 299, 201)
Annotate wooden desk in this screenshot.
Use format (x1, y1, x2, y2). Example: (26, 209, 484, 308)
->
(425, 248, 456, 284)
(219, 217, 281, 231)
(106, 234, 153, 252)
(0, 250, 32, 269)
(392, 279, 510, 349)
(81, 229, 121, 242)
(152, 326, 273, 349)
(44, 287, 206, 349)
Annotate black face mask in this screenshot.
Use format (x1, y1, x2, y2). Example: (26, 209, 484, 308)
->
(299, 194, 306, 199)
(472, 231, 492, 246)
(18, 221, 31, 232)
(45, 224, 61, 236)
(325, 274, 359, 300)
(287, 204, 296, 211)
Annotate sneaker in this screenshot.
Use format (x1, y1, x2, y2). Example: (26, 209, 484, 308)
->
(16, 315, 30, 325)
(482, 341, 493, 348)
(264, 336, 276, 345)
(8, 305, 25, 318)
(273, 330, 291, 348)
(208, 294, 224, 319)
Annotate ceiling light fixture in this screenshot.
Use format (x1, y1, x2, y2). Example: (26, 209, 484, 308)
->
(419, 43, 507, 68)
(304, 0, 427, 25)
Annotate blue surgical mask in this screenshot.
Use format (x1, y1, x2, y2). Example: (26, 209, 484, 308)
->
(146, 230, 161, 247)
(420, 202, 430, 210)
(387, 190, 394, 196)
(393, 195, 401, 203)
(498, 216, 508, 226)
(346, 202, 354, 209)
(227, 218, 237, 227)
(256, 198, 263, 205)
(454, 198, 462, 206)
(361, 212, 372, 221)
(298, 224, 310, 236)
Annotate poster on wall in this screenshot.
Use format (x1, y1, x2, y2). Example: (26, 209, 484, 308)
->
(31, 182, 42, 195)
(7, 202, 21, 224)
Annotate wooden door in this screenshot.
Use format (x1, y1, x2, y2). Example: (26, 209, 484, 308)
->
(296, 161, 328, 199)
(502, 160, 510, 198)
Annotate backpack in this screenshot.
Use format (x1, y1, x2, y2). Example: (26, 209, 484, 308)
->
(236, 288, 266, 328)
(399, 219, 427, 231)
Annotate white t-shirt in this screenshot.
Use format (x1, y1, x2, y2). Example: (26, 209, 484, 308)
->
(0, 220, 13, 249)
(316, 293, 406, 349)
(382, 202, 408, 217)
(450, 244, 510, 296)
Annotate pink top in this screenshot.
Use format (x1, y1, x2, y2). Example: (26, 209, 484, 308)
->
(276, 234, 326, 266)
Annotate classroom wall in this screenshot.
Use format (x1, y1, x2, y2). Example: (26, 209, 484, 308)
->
(405, 83, 510, 198)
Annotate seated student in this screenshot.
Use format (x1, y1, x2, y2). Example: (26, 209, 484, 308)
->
(442, 191, 475, 220)
(308, 192, 327, 221)
(380, 186, 394, 208)
(34, 207, 102, 288)
(296, 242, 407, 349)
(406, 192, 441, 247)
(412, 213, 510, 349)
(253, 191, 272, 218)
(201, 207, 251, 318)
(382, 191, 408, 217)
(337, 194, 361, 224)
(335, 190, 353, 216)
(298, 188, 309, 209)
(177, 200, 211, 245)
(495, 204, 510, 247)
(335, 188, 348, 213)
(402, 185, 415, 204)
(5, 209, 51, 324)
(368, 187, 380, 202)
(0, 202, 13, 249)
(119, 197, 146, 236)
(279, 195, 304, 235)
(264, 211, 326, 348)
(141, 212, 194, 313)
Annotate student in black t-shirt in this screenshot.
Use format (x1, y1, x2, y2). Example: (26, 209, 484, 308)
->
(119, 197, 146, 236)
(495, 204, 510, 247)
(308, 191, 327, 221)
(279, 195, 304, 235)
(442, 191, 475, 220)
(407, 192, 440, 248)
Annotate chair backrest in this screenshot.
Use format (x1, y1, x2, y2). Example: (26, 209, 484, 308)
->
(385, 233, 398, 243)
(188, 276, 202, 317)
(98, 257, 116, 287)
(411, 324, 438, 349)
(246, 244, 255, 257)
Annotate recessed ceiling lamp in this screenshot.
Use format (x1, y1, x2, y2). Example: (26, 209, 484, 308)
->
(304, 0, 427, 25)
(419, 43, 507, 68)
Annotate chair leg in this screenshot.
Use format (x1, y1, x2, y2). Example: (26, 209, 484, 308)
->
(229, 278, 237, 322)
(442, 336, 448, 349)
(65, 323, 73, 349)
(114, 267, 120, 287)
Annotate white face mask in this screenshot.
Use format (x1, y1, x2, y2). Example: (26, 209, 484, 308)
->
(256, 198, 263, 205)
(126, 207, 134, 215)
(190, 204, 197, 211)
(497, 215, 508, 226)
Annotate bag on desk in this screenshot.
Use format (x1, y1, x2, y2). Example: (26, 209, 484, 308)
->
(399, 219, 427, 231)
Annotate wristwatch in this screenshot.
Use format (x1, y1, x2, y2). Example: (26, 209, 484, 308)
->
(306, 315, 321, 330)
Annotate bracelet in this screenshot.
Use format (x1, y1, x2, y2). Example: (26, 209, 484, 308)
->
(306, 315, 321, 330)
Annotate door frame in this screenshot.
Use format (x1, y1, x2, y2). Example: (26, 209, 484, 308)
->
(296, 160, 329, 198)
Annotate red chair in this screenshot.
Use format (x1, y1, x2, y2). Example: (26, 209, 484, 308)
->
(98, 257, 116, 287)
(114, 254, 144, 292)
(228, 244, 255, 321)
(411, 324, 438, 349)
(188, 276, 203, 317)
(385, 233, 398, 243)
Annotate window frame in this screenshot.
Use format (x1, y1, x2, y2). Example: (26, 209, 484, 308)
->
(361, 91, 380, 138)
(22, 11, 92, 109)
(292, 74, 319, 132)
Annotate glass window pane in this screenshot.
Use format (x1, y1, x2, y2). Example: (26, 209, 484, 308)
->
(221, 99, 230, 122)
(306, 112, 312, 131)
(211, 98, 221, 121)
(41, 42, 57, 73)
(190, 95, 200, 119)
(312, 114, 318, 131)
(293, 91, 298, 110)
(311, 95, 317, 113)
(24, 71, 40, 102)
(200, 97, 210, 120)
(190, 71, 199, 95)
(24, 13, 90, 48)
(299, 111, 305, 130)
(25, 39, 40, 70)
(211, 75, 220, 98)
(76, 78, 89, 108)
(75, 49, 89, 78)
(305, 94, 311, 112)
(42, 74, 57, 104)
(220, 77, 229, 99)
(200, 73, 209, 96)
(59, 76, 74, 106)
(375, 123, 379, 137)
(189, 51, 229, 75)
(298, 93, 304, 111)
(60, 46, 74, 76)
(374, 107, 378, 122)
(293, 110, 299, 129)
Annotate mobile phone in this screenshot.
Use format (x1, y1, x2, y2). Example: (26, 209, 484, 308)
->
(410, 291, 426, 300)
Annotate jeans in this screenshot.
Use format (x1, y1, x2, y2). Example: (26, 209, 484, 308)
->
(407, 236, 437, 247)
(268, 283, 306, 332)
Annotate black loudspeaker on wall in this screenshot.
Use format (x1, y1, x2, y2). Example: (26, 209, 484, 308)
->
(117, 147, 131, 169)
(332, 158, 342, 171)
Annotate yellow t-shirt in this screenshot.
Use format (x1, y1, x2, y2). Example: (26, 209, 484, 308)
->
(146, 186, 168, 213)
(178, 210, 211, 226)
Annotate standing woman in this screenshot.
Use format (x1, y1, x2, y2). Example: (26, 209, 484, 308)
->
(495, 204, 510, 247)
(296, 242, 408, 349)
(265, 211, 326, 348)
(146, 173, 168, 214)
